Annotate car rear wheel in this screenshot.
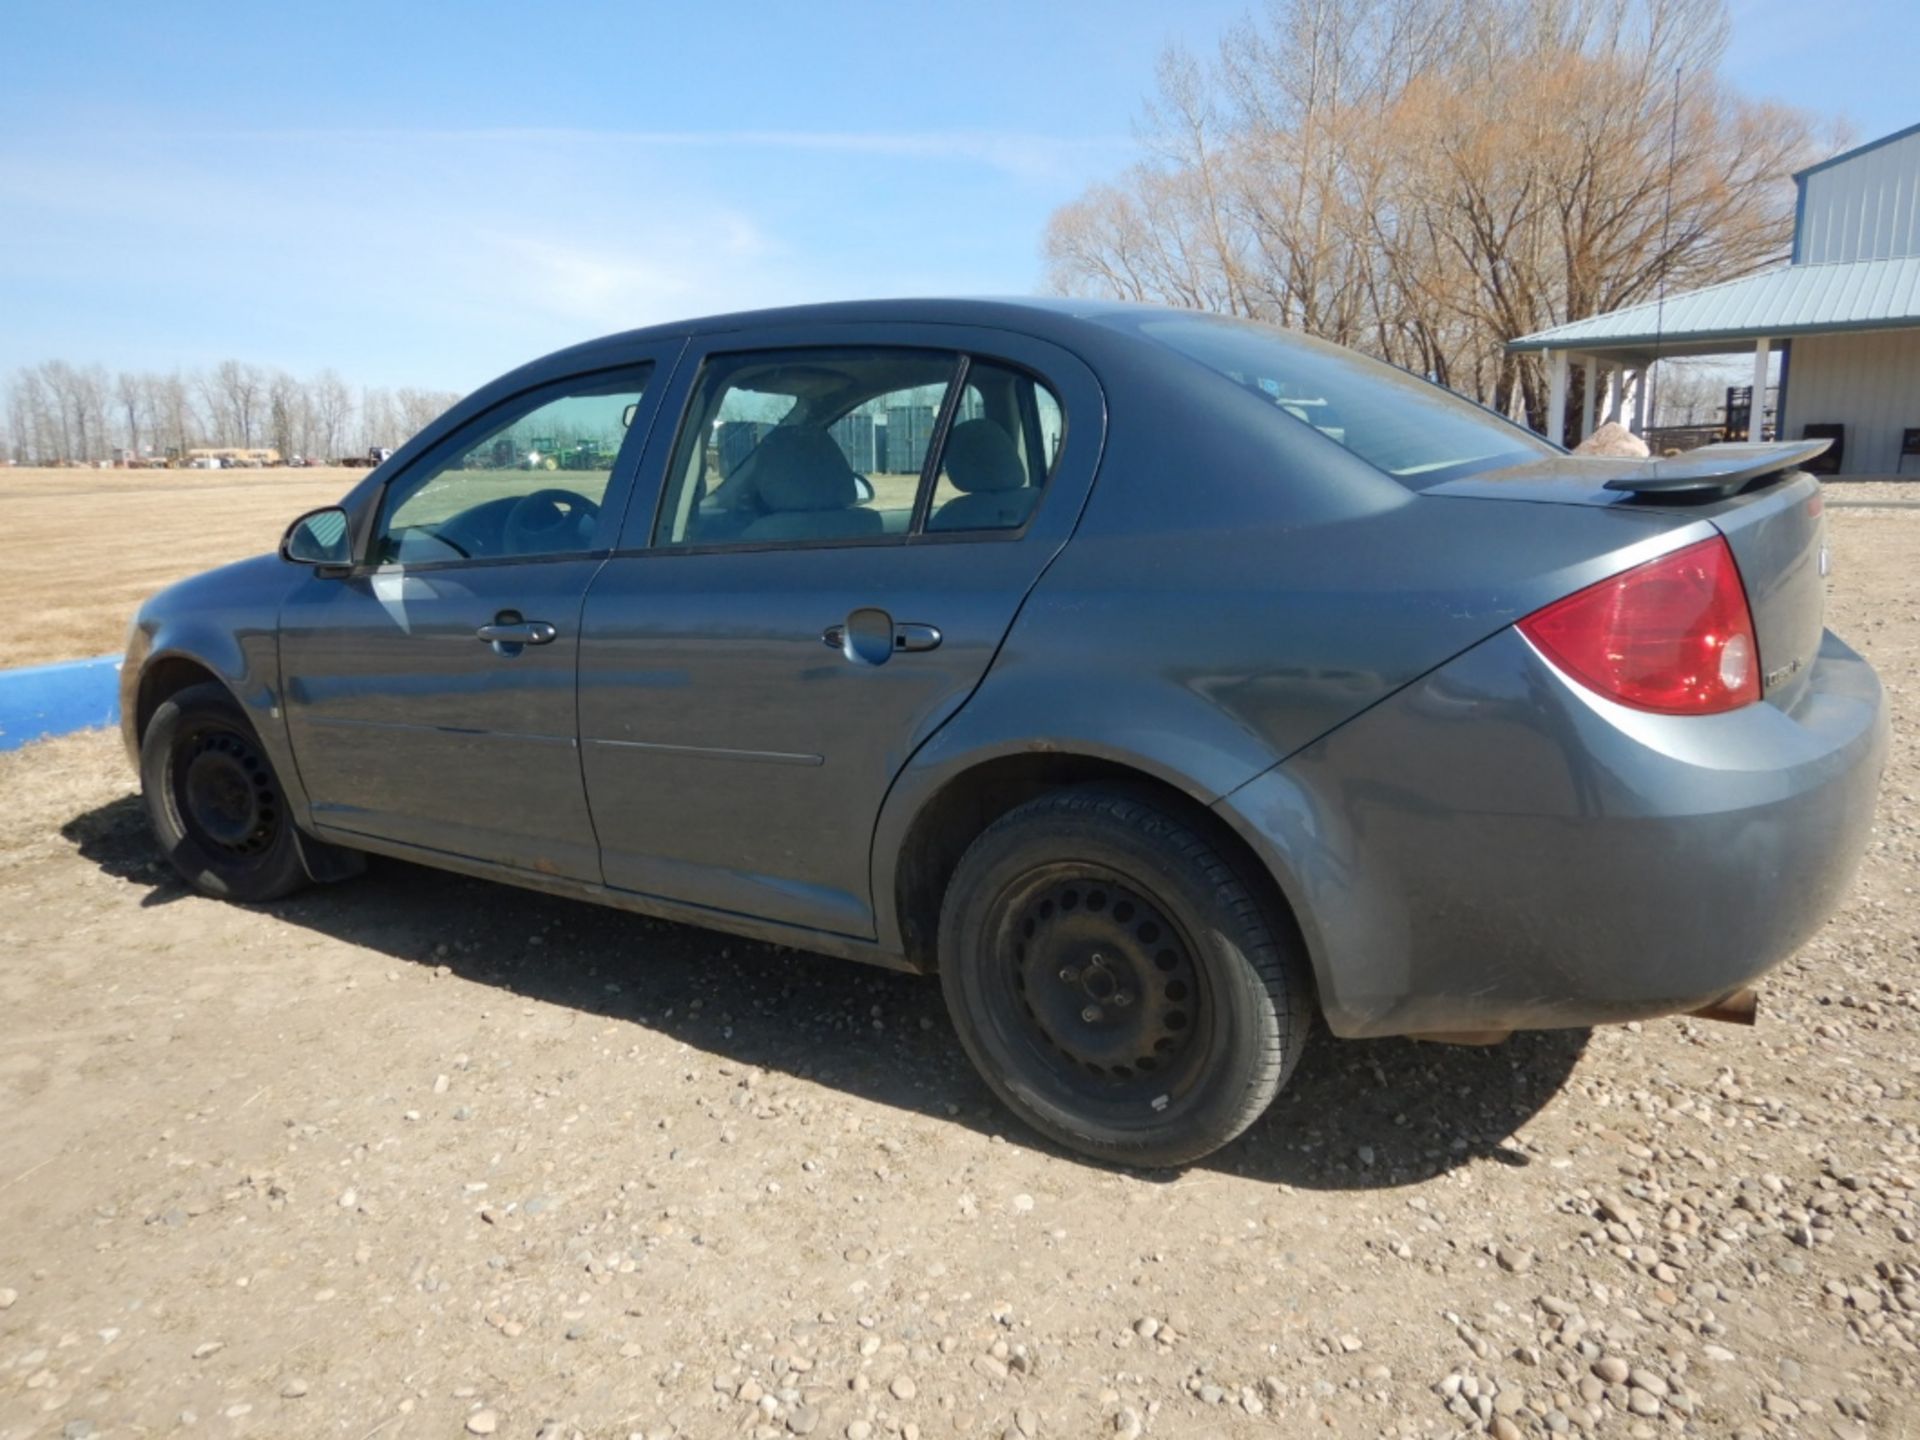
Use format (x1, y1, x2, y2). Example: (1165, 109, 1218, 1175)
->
(141, 682, 308, 903)
(938, 785, 1310, 1167)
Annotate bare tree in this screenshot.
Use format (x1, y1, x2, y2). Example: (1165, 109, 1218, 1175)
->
(265, 371, 301, 461)
(4, 359, 455, 465)
(1044, 0, 1824, 429)
(395, 387, 462, 442)
(7, 369, 54, 463)
(28, 362, 112, 463)
(310, 370, 354, 462)
(358, 386, 398, 454)
(1652, 357, 1734, 426)
(148, 372, 199, 460)
(30, 363, 73, 461)
(76, 364, 110, 462)
(114, 371, 147, 459)
(202, 360, 265, 448)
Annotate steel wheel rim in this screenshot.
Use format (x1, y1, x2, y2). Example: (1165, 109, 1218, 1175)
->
(983, 864, 1215, 1111)
(175, 727, 278, 858)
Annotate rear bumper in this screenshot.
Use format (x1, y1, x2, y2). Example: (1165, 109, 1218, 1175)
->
(1218, 626, 1887, 1039)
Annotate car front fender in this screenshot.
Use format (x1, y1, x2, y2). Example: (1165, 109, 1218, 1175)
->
(122, 553, 309, 822)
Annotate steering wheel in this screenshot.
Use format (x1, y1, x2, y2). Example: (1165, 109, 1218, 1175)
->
(504, 488, 600, 554)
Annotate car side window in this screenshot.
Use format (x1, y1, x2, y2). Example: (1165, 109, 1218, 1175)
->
(375, 366, 653, 565)
(654, 348, 961, 548)
(926, 362, 1062, 533)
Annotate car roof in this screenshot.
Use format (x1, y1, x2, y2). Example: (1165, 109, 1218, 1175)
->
(356, 298, 1183, 503)
(525, 296, 1189, 377)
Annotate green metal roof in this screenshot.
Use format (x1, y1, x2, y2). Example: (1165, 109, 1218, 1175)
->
(1508, 255, 1920, 354)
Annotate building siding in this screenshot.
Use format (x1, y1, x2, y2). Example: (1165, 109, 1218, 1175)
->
(829, 411, 878, 472)
(883, 403, 936, 475)
(1798, 129, 1920, 265)
(1780, 328, 1920, 474)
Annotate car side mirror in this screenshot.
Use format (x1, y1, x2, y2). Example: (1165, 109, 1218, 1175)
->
(853, 474, 876, 505)
(282, 507, 353, 573)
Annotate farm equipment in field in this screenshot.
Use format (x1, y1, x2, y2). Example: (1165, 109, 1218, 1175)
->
(523, 436, 611, 471)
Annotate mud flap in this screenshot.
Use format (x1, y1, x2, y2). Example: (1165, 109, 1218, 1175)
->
(293, 827, 366, 884)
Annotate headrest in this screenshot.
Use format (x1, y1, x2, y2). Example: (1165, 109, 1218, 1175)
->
(942, 419, 1026, 494)
(754, 428, 861, 511)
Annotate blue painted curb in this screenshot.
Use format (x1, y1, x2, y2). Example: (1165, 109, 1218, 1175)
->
(0, 654, 123, 752)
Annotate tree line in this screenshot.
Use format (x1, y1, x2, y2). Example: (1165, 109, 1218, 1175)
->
(3, 359, 463, 466)
(1043, 0, 1830, 434)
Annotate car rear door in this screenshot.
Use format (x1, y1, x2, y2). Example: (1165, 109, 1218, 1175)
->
(279, 350, 680, 879)
(577, 323, 1103, 937)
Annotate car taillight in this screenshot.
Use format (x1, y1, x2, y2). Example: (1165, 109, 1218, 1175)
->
(1517, 536, 1760, 715)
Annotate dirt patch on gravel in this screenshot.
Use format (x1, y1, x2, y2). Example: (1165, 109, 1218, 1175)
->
(0, 511, 1915, 1440)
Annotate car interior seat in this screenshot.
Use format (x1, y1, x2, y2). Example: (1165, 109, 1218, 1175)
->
(739, 429, 885, 543)
(928, 419, 1037, 531)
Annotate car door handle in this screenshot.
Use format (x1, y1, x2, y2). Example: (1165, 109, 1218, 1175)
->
(476, 620, 557, 645)
(893, 623, 942, 652)
(822, 612, 941, 665)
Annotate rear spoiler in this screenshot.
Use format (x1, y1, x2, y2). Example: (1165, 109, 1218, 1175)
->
(1602, 439, 1830, 499)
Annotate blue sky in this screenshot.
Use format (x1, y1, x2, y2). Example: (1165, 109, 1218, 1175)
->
(1, 0, 1914, 391)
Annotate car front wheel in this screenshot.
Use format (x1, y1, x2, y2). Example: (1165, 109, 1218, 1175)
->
(141, 682, 308, 903)
(938, 785, 1311, 1168)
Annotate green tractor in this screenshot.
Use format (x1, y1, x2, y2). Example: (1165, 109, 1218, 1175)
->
(525, 436, 609, 471)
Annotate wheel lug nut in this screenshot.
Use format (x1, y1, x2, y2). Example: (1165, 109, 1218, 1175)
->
(1112, 991, 1133, 1007)
(1059, 967, 1081, 984)
(1081, 1005, 1102, 1023)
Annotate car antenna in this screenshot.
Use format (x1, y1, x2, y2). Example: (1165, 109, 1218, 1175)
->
(1649, 65, 1681, 447)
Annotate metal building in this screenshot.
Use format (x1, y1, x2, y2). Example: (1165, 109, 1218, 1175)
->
(883, 403, 936, 475)
(1511, 122, 1920, 476)
(830, 411, 879, 472)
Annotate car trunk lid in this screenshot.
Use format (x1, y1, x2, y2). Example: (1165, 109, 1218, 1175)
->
(1425, 441, 1831, 711)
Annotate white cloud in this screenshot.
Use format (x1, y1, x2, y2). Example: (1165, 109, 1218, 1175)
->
(180, 125, 1136, 186)
(472, 218, 787, 326)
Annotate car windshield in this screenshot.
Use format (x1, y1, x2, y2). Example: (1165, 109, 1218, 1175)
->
(1109, 312, 1555, 489)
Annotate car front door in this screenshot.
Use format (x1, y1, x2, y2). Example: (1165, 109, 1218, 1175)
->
(279, 355, 676, 879)
(577, 325, 1102, 936)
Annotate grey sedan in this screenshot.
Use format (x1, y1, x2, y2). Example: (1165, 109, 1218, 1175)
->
(122, 299, 1887, 1166)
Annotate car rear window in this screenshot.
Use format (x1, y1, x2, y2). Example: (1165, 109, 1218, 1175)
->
(1112, 313, 1554, 489)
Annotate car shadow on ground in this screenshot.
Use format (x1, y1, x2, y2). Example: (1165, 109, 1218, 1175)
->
(62, 794, 1588, 1190)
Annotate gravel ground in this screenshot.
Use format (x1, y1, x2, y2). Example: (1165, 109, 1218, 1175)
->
(0, 508, 1915, 1440)
(1823, 480, 1920, 505)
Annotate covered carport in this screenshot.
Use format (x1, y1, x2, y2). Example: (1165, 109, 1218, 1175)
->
(1510, 254, 1920, 475)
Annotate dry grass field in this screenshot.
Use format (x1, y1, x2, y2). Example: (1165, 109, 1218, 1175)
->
(0, 464, 938, 672)
(0, 467, 358, 670)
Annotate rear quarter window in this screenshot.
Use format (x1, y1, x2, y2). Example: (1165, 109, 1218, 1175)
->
(1119, 314, 1553, 490)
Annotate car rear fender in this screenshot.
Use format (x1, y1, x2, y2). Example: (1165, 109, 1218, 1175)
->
(869, 723, 1239, 962)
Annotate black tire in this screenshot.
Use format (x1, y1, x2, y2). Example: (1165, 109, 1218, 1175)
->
(140, 682, 308, 903)
(938, 785, 1311, 1168)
